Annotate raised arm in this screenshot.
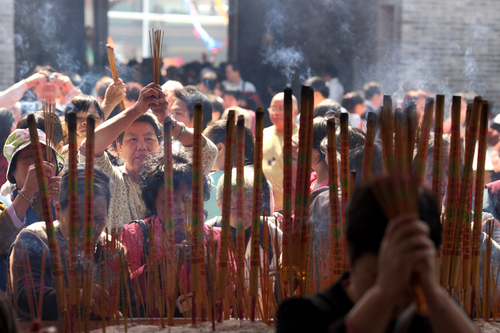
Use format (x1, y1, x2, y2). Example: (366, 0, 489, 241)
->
(101, 78, 126, 120)
(82, 83, 166, 155)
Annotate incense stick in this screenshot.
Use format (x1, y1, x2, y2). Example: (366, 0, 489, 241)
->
(235, 115, 246, 320)
(27, 115, 67, 323)
(106, 45, 126, 110)
(380, 95, 394, 173)
(327, 118, 341, 283)
(339, 112, 349, 270)
(414, 98, 434, 186)
(472, 101, 489, 288)
(362, 112, 377, 181)
(282, 88, 294, 298)
(405, 102, 417, 175)
(440, 96, 463, 287)
(432, 95, 445, 206)
(250, 107, 264, 320)
(190, 102, 205, 325)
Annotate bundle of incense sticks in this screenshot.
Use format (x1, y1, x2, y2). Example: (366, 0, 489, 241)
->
(449, 97, 481, 289)
(106, 44, 126, 110)
(42, 102, 55, 165)
(282, 87, 294, 297)
(293, 86, 311, 294)
(339, 112, 349, 270)
(66, 112, 79, 331)
(163, 116, 176, 325)
(83, 114, 96, 332)
(440, 96, 463, 287)
(190, 102, 204, 324)
(301, 88, 315, 294)
(149, 28, 164, 84)
(216, 110, 235, 307)
(432, 95, 445, 206)
(361, 112, 377, 181)
(249, 107, 264, 321)
(414, 98, 435, 186)
(327, 118, 341, 284)
(380, 95, 394, 173)
(27, 115, 67, 323)
(472, 101, 489, 288)
(235, 115, 246, 320)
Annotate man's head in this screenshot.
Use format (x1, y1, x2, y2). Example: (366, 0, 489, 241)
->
(363, 81, 383, 109)
(342, 91, 365, 116)
(225, 62, 241, 84)
(171, 86, 213, 129)
(94, 76, 113, 103)
(222, 87, 242, 110)
(349, 141, 383, 185)
(268, 92, 299, 133)
(313, 99, 341, 118)
(140, 149, 210, 242)
(57, 164, 111, 245)
(304, 76, 329, 108)
(30, 66, 58, 102)
(116, 112, 162, 180)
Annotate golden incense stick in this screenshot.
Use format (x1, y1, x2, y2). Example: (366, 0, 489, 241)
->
(432, 95, 445, 206)
(106, 44, 126, 110)
(362, 112, 377, 181)
(414, 97, 434, 186)
(235, 115, 246, 319)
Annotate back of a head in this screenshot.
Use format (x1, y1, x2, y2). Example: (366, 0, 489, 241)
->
(59, 164, 111, 212)
(125, 82, 142, 102)
(304, 76, 329, 99)
(346, 176, 442, 265)
(312, 117, 328, 162)
(208, 95, 224, 115)
(314, 99, 341, 118)
(95, 76, 113, 99)
(223, 86, 242, 101)
(342, 91, 365, 113)
(363, 81, 382, 100)
(205, 119, 255, 166)
(349, 140, 383, 185)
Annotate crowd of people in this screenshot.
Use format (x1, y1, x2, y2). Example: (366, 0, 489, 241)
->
(0, 58, 492, 332)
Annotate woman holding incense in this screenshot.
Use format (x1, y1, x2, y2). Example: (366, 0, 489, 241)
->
(8, 164, 133, 320)
(121, 149, 218, 316)
(203, 119, 257, 219)
(79, 83, 217, 228)
(0, 129, 63, 291)
(205, 166, 282, 283)
(310, 117, 329, 192)
(277, 178, 478, 333)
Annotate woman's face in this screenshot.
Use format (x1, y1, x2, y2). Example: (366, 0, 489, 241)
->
(12, 145, 50, 190)
(229, 195, 253, 230)
(155, 182, 192, 243)
(76, 108, 103, 146)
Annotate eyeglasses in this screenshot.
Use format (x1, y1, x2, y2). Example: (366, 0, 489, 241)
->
(268, 107, 284, 114)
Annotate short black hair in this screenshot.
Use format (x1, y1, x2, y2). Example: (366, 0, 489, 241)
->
(363, 81, 382, 100)
(0, 108, 15, 151)
(341, 91, 365, 113)
(32, 65, 56, 76)
(139, 149, 211, 215)
(174, 86, 213, 130)
(59, 164, 111, 212)
(346, 177, 442, 264)
(312, 117, 328, 163)
(304, 76, 329, 99)
(116, 112, 162, 145)
(64, 94, 104, 125)
(208, 95, 224, 115)
(349, 140, 383, 185)
(222, 86, 242, 101)
(227, 61, 240, 72)
(204, 119, 255, 166)
(125, 82, 142, 102)
(314, 99, 341, 118)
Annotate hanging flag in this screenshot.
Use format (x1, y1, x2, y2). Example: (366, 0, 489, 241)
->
(181, 0, 224, 53)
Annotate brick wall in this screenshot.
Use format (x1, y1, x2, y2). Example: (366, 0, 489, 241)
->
(395, 0, 500, 114)
(0, 0, 15, 91)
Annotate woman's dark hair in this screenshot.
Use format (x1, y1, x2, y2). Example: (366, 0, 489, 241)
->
(346, 177, 442, 264)
(116, 112, 162, 145)
(174, 86, 213, 130)
(341, 91, 365, 113)
(64, 94, 104, 124)
(312, 117, 328, 163)
(314, 99, 341, 118)
(59, 164, 111, 212)
(0, 108, 15, 152)
(16, 111, 64, 146)
(204, 119, 254, 166)
(139, 149, 211, 216)
(349, 140, 383, 185)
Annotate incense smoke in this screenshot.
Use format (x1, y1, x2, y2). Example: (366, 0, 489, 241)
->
(262, 45, 307, 86)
